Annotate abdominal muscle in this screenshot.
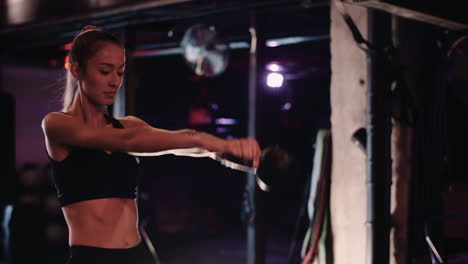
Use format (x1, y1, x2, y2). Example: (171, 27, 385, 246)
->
(62, 198, 141, 248)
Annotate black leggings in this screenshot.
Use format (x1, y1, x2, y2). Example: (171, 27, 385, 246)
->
(67, 241, 156, 264)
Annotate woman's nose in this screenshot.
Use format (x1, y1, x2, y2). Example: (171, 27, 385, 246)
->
(109, 73, 121, 88)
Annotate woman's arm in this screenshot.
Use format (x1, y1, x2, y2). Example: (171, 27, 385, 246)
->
(42, 113, 260, 166)
(120, 116, 260, 166)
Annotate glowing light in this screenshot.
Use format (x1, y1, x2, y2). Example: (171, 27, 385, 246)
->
(216, 127, 229, 134)
(64, 55, 70, 70)
(62, 43, 72, 51)
(267, 73, 284, 88)
(266, 41, 280, 47)
(6, 0, 39, 24)
(215, 118, 238, 125)
(211, 104, 219, 110)
(267, 64, 280, 72)
(282, 102, 292, 110)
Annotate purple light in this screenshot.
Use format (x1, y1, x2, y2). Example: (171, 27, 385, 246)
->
(282, 102, 292, 110)
(216, 127, 230, 134)
(215, 118, 238, 125)
(267, 73, 284, 88)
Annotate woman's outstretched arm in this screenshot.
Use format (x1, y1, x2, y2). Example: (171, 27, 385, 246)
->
(42, 113, 260, 166)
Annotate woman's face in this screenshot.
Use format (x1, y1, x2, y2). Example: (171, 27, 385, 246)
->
(80, 42, 125, 106)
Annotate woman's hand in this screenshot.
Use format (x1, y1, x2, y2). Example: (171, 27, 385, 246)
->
(225, 138, 261, 168)
(197, 131, 261, 168)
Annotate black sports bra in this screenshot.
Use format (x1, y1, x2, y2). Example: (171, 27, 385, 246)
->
(49, 113, 138, 207)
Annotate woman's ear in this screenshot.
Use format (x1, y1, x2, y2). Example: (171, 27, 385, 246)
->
(70, 63, 81, 80)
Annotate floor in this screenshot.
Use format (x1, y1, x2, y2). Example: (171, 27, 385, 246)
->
(154, 230, 293, 264)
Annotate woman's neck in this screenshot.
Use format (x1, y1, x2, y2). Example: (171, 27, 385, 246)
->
(67, 91, 107, 128)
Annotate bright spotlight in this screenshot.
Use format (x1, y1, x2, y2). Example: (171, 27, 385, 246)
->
(267, 73, 284, 88)
(267, 63, 280, 72)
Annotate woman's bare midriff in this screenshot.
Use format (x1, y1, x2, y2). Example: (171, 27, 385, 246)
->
(62, 198, 141, 249)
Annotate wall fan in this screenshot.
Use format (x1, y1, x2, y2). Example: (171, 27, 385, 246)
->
(180, 24, 229, 77)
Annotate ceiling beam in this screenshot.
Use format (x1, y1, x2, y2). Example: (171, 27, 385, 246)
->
(0, 0, 192, 35)
(344, 0, 468, 30)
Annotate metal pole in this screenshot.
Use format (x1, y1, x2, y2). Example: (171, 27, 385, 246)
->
(246, 11, 258, 264)
(366, 8, 392, 264)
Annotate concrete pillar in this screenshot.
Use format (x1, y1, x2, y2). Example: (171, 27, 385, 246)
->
(330, 1, 368, 263)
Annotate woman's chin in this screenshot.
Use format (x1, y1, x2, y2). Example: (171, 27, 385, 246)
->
(102, 98, 115, 105)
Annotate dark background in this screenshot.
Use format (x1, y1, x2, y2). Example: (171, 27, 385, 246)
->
(2, 0, 468, 264)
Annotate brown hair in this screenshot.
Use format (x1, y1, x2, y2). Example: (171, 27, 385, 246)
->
(62, 25, 123, 111)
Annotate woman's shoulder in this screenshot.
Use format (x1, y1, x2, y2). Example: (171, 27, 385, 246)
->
(41, 112, 77, 135)
(42, 111, 73, 124)
(42, 111, 71, 125)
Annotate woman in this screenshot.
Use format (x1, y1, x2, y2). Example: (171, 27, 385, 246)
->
(41, 25, 260, 264)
